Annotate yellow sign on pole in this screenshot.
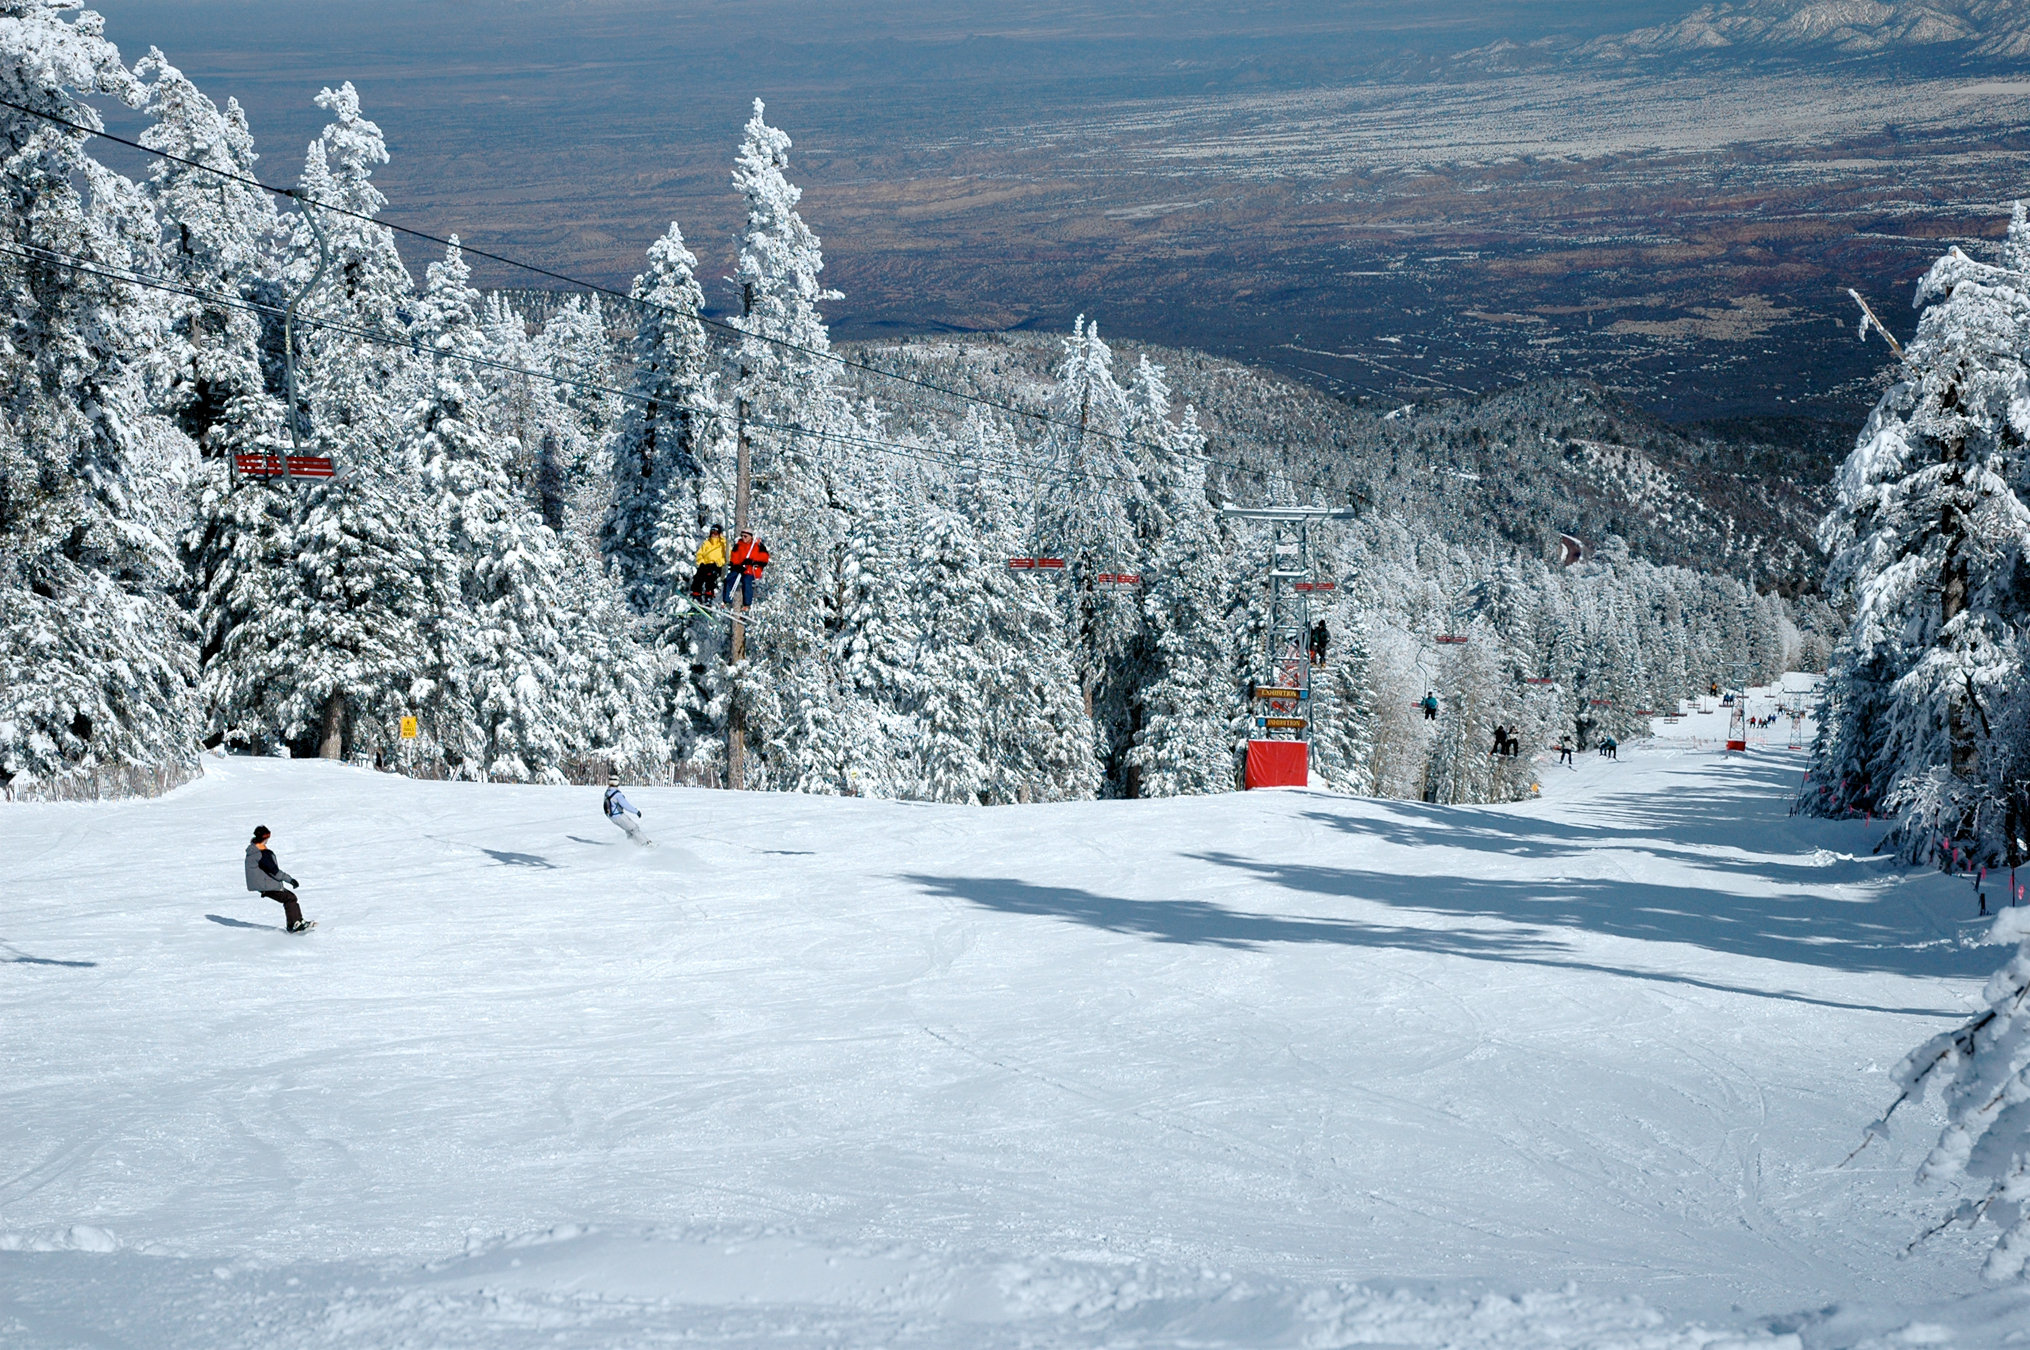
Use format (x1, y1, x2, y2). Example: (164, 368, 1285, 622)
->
(399, 715, 418, 740)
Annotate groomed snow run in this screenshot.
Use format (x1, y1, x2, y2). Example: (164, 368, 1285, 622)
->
(5, 732, 2029, 1347)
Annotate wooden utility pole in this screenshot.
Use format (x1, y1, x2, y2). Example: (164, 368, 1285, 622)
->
(727, 282, 755, 791)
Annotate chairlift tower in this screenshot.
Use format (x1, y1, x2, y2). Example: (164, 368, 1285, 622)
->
(1222, 505, 1357, 787)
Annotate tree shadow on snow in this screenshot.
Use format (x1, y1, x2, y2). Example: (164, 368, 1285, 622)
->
(1303, 757, 1838, 876)
(904, 876, 1963, 1016)
(1189, 848, 1992, 983)
(1, 939, 98, 966)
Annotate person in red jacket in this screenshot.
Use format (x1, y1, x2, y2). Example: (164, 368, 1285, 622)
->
(720, 531, 772, 609)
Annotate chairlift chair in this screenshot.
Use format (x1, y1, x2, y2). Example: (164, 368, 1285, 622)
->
(240, 190, 338, 486)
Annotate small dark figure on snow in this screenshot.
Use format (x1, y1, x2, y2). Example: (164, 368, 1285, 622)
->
(692, 525, 728, 602)
(1556, 738, 1574, 766)
(244, 825, 313, 932)
(1308, 620, 1329, 667)
(1599, 736, 1618, 760)
(722, 531, 772, 609)
(1420, 691, 1439, 721)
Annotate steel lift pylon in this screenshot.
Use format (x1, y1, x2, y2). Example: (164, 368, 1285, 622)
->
(1223, 505, 1357, 788)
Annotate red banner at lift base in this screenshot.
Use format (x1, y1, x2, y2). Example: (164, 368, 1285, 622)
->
(1245, 739, 1308, 789)
(235, 452, 335, 479)
(1006, 557, 1067, 571)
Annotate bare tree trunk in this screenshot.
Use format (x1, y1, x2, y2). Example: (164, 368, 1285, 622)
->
(319, 687, 345, 760)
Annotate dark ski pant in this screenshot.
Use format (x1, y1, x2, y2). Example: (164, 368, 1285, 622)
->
(692, 564, 722, 601)
(263, 888, 303, 929)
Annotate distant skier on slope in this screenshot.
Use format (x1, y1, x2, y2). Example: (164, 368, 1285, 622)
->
(244, 825, 315, 932)
(1556, 737, 1574, 767)
(603, 774, 652, 846)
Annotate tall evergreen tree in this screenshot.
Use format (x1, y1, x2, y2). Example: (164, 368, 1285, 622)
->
(0, 3, 199, 797)
(208, 83, 432, 759)
(723, 98, 876, 793)
(139, 49, 291, 747)
(1127, 410, 1242, 796)
(1032, 317, 1146, 793)
(1808, 223, 2030, 862)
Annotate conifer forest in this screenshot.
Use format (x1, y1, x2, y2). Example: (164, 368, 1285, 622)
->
(0, 0, 2021, 863)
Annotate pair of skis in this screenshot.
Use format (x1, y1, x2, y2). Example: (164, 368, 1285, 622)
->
(682, 597, 755, 624)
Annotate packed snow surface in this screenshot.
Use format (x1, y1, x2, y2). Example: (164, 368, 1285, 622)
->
(5, 721, 2028, 1346)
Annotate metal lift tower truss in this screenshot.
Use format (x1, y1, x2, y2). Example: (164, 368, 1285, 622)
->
(1223, 505, 1357, 785)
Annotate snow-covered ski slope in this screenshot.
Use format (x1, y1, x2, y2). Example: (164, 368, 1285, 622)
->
(6, 735, 2028, 1347)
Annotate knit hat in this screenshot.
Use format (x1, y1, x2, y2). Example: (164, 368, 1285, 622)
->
(251, 825, 270, 841)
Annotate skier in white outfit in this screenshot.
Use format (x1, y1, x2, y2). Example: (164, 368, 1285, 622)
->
(603, 774, 651, 845)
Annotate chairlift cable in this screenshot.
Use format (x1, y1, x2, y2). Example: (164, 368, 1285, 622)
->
(0, 93, 1370, 510)
(0, 241, 1191, 498)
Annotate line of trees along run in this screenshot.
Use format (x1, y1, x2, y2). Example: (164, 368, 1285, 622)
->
(0, 4, 1816, 803)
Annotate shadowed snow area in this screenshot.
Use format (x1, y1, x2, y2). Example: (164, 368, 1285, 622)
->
(3, 744, 2026, 1346)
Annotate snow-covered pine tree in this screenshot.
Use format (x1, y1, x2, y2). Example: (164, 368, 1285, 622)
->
(723, 99, 875, 793)
(1425, 620, 1511, 804)
(1308, 592, 1378, 797)
(958, 411, 1098, 802)
(206, 83, 433, 759)
(138, 49, 280, 469)
(598, 221, 729, 772)
(1808, 220, 2030, 862)
(1126, 408, 1243, 796)
(1867, 907, 2030, 1282)
(0, 3, 200, 798)
(602, 221, 718, 611)
(409, 239, 601, 780)
(533, 293, 620, 534)
(137, 50, 293, 747)
(1032, 317, 1147, 794)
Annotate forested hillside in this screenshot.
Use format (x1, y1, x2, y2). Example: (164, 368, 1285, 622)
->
(847, 335, 1842, 595)
(0, 3, 1830, 808)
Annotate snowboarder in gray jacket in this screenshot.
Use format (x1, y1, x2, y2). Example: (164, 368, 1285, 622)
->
(245, 826, 313, 931)
(603, 775, 651, 845)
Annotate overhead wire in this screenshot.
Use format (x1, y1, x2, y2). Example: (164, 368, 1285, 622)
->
(0, 239, 1161, 497)
(0, 91, 1368, 510)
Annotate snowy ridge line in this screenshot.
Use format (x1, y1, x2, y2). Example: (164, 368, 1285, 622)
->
(0, 93, 1364, 510)
(0, 240, 1157, 498)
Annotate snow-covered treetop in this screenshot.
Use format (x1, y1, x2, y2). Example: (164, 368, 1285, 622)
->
(732, 98, 837, 355)
(417, 235, 483, 359)
(137, 48, 276, 280)
(0, 1, 141, 142)
(302, 82, 389, 219)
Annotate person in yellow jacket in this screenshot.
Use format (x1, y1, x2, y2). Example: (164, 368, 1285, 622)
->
(691, 525, 727, 601)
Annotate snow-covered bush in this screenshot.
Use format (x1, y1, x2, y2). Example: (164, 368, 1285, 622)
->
(1870, 908, 2030, 1281)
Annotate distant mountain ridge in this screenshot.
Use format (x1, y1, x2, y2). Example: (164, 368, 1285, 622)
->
(1583, 0, 2030, 59)
(1452, 0, 2030, 67)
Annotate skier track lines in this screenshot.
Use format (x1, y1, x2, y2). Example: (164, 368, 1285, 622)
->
(0, 95, 1368, 513)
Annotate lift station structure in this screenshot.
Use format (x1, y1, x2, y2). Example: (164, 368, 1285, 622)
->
(1223, 504, 1357, 788)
